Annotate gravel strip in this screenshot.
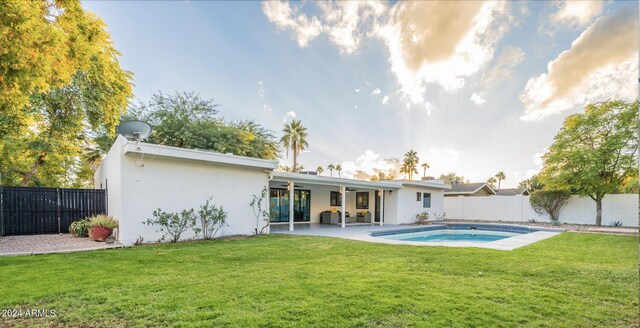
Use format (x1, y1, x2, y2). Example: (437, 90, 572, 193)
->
(0, 234, 127, 256)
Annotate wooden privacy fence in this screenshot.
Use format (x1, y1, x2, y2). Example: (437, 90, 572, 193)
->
(0, 186, 107, 236)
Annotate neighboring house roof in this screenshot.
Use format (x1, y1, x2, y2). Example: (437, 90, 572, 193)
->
(495, 188, 530, 196)
(444, 182, 496, 196)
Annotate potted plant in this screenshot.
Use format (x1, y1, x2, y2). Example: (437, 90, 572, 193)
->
(69, 219, 92, 237)
(88, 215, 119, 242)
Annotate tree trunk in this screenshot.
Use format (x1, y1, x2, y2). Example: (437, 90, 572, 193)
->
(20, 153, 46, 186)
(595, 198, 602, 227)
(292, 143, 297, 173)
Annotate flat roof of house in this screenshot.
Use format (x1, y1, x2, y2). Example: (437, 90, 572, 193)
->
(271, 172, 450, 190)
(121, 137, 279, 170)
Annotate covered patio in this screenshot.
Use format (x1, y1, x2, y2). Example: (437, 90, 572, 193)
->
(268, 172, 402, 231)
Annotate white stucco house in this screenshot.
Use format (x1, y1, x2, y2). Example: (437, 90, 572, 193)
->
(94, 136, 450, 244)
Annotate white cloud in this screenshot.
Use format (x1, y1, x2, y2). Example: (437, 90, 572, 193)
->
(282, 110, 296, 122)
(262, 1, 384, 53)
(374, 1, 511, 106)
(354, 105, 358, 109)
(354, 88, 361, 93)
(470, 93, 486, 105)
(263, 104, 272, 112)
(550, 1, 603, 27)
(340, 150, 400, 179)
(481, 46, 525, 86)
(532, 150, 545, 167)
(262, 1, 512, 111)
(371, 88, 381, 96)
(381, 95, 389, 105)
(262, 1, 322, 47)
(428, 147, 464, 161)
(521, 8, 638, 120)
(257, 81, 266, 97)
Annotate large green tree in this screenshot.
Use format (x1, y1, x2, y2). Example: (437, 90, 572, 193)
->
(0, 1, 133, 187)
(280, 120, 308, 173)
(120, 92, 280, 160)
(539, 100, 638, 226)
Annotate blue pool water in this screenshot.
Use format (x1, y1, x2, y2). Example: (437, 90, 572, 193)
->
(376, 228, 522, 243)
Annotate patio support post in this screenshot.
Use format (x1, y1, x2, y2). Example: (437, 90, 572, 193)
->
(379, 189, 384, 226)
(289, 181, 294, 231)
(340, 186, 346, 228)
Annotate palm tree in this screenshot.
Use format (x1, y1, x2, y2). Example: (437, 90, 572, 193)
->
(495, 171, 506, 190)
(487, 177, 497, 189)
(336, 165, 342, 178)
(327, 164, 335, 177)
(280, 120, 308, 173)
(316, 166, 324, 176)
(421, 162, 430, 177)
(402, 150, 419, 180)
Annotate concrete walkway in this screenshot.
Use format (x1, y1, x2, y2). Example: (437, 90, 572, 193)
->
(271, 223, 564, 250)
(0, 234, 128, 256)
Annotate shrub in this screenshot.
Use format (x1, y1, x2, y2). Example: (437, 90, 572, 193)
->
(528, 219, 538, 223)
(89, 215, 119, 229)
(144, 209, 196, 243)
(610, 220, 623, 227)
(414, 212, 429, 225)
(69, 219, 92, 237)
(196, 197, 228, 240)
(250, 187, 270, 235)
(529, 190, 571, 225)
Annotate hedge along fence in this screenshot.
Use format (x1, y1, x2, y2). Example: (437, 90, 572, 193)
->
(0, 186, 107, 235)
(444, 194, 638, 227)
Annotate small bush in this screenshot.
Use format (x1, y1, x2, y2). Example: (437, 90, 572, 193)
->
(196, 197, 228, 240)
(528, 219, 538, 223)
(144, 209, 196, 243)
(610, 220, 623, 227)
(250, 187, 270, 235)
(414, 212, 429, 225)
(69, 219, 92, 237)
(89, 215, 119, 229)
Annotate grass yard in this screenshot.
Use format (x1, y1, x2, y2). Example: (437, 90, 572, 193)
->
(0, 233, 637, 327)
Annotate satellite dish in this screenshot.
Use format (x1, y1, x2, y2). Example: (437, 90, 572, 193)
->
(116, 121, 152, 141)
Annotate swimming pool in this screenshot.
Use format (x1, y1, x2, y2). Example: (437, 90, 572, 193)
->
(370, 223, 563, 247)
(380, 229, 520, 243)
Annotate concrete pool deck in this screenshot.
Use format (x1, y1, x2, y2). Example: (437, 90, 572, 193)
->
(271, 223, 564, 250)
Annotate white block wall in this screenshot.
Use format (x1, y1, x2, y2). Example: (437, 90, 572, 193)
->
(444, 194, 638, 227)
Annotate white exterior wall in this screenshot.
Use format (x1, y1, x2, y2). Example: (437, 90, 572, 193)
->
(392, 186, 445, 224)
(94, 136, 124, 221)
(444, 194, 638, 227)
(95, 139, 271, 244)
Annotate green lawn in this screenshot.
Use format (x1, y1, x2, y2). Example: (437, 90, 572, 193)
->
(0, 233, 637, 327)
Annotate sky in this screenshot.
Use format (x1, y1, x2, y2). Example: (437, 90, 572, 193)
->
(83, 1, 638, 188)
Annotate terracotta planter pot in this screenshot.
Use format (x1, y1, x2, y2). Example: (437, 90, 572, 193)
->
(91, 226, 113, 242)
(88, 228, 94, 240)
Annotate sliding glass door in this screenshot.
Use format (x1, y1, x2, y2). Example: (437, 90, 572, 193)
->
(269, 188, 311, 222)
